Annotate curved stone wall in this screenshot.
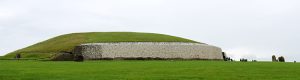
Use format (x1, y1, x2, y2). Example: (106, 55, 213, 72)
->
(77, 42, 223, 60)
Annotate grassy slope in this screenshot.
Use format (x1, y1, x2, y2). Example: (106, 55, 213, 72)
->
(4, 32, 198, 59)
(0, 60, 299, 80)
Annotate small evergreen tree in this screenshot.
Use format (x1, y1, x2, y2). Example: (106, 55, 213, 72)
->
(222, 52, 227, 61)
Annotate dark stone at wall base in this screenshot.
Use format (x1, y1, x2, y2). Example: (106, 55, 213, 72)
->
(73, 46, 84, 62)
(74, 55, 84, 62)
(51, 52, 74, 61)
(89, 57, 223, 61)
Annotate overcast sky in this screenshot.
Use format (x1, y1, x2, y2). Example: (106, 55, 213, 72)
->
(0, 0, 299, 61)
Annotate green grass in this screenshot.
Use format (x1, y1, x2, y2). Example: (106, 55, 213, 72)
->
(0, 60, 299, 80)
(3, 32, 198, 59)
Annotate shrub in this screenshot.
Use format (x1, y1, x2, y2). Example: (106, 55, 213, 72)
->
(15, 53, 21, 60)
(278, 56, 285, 62)
(240, 58, 248, 62)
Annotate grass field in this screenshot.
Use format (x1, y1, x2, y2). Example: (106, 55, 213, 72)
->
(4, 32, 198, 59)
(0, 60, 299, 80)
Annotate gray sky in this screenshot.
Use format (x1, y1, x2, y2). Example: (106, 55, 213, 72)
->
(0, 0, 299, 61)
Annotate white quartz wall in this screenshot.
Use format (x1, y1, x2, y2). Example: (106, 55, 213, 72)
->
(80, 42, 223, 60)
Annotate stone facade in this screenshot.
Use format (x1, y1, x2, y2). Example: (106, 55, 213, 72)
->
(75, 42, 223, 60)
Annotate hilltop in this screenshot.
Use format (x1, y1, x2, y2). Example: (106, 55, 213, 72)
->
(3, 32, 199, 59)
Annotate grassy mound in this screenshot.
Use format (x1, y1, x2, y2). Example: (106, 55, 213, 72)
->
(3, 32, 199, 59)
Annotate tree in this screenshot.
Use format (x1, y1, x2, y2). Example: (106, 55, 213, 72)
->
(240, 58, 248, 62)
(222, 52, 232, 61)
(272, 55, 277, 62)
(278, 56, 285, 62)
(222, 52, 227, 61)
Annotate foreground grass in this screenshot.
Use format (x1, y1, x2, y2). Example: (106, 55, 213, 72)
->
(0, 60, 299, 80)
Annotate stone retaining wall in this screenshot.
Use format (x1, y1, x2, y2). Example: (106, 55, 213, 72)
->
(76, 42, 223, 60)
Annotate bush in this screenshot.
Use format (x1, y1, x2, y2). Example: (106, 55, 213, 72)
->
(15, 53, 21, 60)
(278, 56, 285, 62)
(240, 58, 248, 62)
